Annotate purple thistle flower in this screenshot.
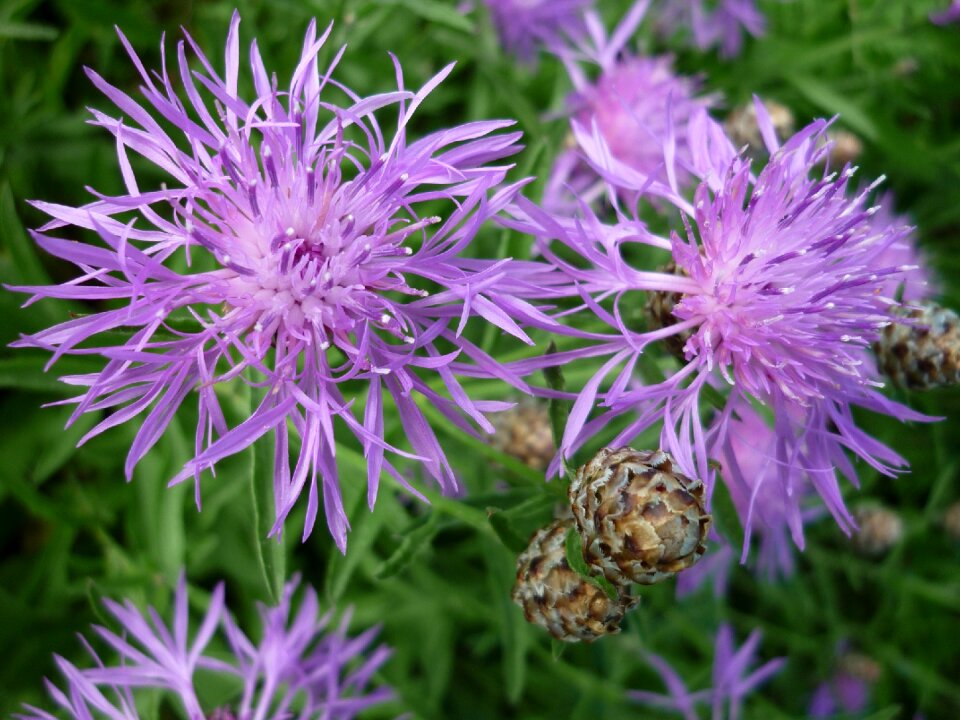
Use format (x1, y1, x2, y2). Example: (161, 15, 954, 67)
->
(545, 1, 715, 209)
(931, 1, 960, 25)
(868, 190, 936, 303)
(717, 397, 829, 575)
(9, 13, 556, 549)
(506, 100, 933, 544)
(656, 0, 767, 58)
(628, 624, 785, 719)
(480, 0, 593, 62)
(18, 574, 393, 720)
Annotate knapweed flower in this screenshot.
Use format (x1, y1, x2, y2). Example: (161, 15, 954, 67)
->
(869, 191, 936, 302)
(545, 1, 715, 209)
(809, 646, 881, 718)
(480, 0, 593, 62)
(10, 13, 557, 549)
(19, 574, 393, 720)
(931, 1, 960, 25)
(717, 398, 828, 576)
(506, 101, 932, 545)
(656, 0, 766, 58)
(628, 624, 785, 719)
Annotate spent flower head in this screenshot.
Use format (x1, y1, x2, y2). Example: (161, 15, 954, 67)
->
(10, 13, 558, 549)
(19, 574, 392, 720)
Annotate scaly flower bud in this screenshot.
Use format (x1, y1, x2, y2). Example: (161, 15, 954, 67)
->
(569, 448, 711, 586)
(875, 303, 960, 390)
(512, 519, 627, 642)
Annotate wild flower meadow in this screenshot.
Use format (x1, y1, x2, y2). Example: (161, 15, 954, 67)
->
(1, 1, 959, 718)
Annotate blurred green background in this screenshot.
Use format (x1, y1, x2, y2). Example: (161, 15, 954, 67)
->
(1, 0, 959, 717)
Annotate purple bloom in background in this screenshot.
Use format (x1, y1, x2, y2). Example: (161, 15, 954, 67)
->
(931, 1, 960, 25)
(10, 13, 555, 549)
(506, 101, 933, 545)
(717, 398, 828, 575)
(809, 644, 880, 718)
(545, 1, 715, 209)
(481, 0, 593, 62)
(629, 624, 785, 719)
(657, 0, 766, 58)
(19, 574, 393, 720)
(869, 190, 937, 302)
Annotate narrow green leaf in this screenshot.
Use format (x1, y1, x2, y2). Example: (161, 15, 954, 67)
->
(0, 21, 57, 40)
(861, 707, 903, 720)
(487, 508, 529, 554)
(325, 490, 386, 604)
(374, 511, 440, 580)
(542, 342, 574, 477)
(482, 540, 529, 704)
(248, 430, 286, 604)
(380, 0, 473, 32)
(564, 526, 619, 601)
(707, 470, 744, 552)
(787, 73, 878, 140)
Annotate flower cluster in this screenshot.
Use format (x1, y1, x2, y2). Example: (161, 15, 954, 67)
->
(19, 575, 392, 720)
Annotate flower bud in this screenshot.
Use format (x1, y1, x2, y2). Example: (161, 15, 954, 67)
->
(569, 448, 710, 586)
(511, 519, 627, 642)
(943, 501, 960, 542)
(492, 398, 555, 470)
(645, 262, 691, 360)
(724, 99, 795, 160)
(874, 302, 960, 390)
(827, 129, 864, 168)
(851, 505, 903, 556)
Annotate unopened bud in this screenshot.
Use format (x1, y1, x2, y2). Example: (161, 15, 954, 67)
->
(492, 398, 555, 470)
(569, 448, 710, 586)
(874, 302, 960, 390)
(851, 505, 903, 556)
(512, 519, 627, 642)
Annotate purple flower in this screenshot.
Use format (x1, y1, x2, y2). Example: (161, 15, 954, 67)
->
(10, 13, 555, 549)
(507, 101, 932, 544)
(931, 1, 960, 25)
(18, 574, 393, 720)
(657, 0, 767, 58)
(481, 0, 593, 62)
(545, 2, 715, 209)
(809, 645, 880, 718)
(629, 624, 785, 719)
(717, 398, 830, 576)
(869, 190, 936, 302)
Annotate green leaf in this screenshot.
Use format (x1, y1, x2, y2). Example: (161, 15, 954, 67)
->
(861, 707, 903, 720)
(380, 0, 473, 32)
(707, 470, 745, 552)
(247, 428, 286, 604)
(487, 508, 529, 554)
(542, 342, 574, 476)
(374, 511, 440, 580)
(482, 540, 529, 704)
(0, 21, 57, 40)
(787, 73, 878, 141)
(325, 489, 387, 603)
(564, 526, 619, 601)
